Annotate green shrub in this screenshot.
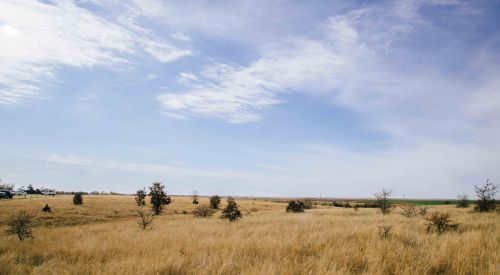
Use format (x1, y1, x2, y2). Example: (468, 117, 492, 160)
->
(456, 194, 470, 208)
(209, 195, 221, 209)
(193, 205, 215, 217)
(221, 197, 242, 222)
(425, 212, 459, 234)
(135, 188, 147, 206)
(286, 201, 305, 213)
(73, 192, 83, 205)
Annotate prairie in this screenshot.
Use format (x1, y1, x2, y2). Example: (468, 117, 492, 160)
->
(0, 195, 498, 275)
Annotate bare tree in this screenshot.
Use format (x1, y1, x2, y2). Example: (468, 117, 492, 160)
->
(474, 179, 498, 212)
(375, 189, 393, 215)
(136, 207, 153, 230)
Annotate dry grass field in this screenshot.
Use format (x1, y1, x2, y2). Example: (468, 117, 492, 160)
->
(0, 195, 498, 275)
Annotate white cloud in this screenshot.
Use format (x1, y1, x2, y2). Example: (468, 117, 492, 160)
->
(171, 32, 191, 42)
(0, 0, 190, 105)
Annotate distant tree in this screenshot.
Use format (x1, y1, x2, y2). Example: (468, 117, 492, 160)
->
(26, 185, 35, 194)
(192, 190, 199, 204)
(73, 192, 83, 205)
(136, 206, 153, 230)
(135, 188, 147, 206)
(149, 182, 171, 215)
(221, 197, 242, 222)
(375, 189, 393, 215)
(456, 194, 470, 208)
(286, 201, 305, 213)
(41, 204, 51, 213)
(209, 195, 221, 209)
(474, 179, 498, 212)
(0, 183, 14, 190)
(5, 211, 33, 241)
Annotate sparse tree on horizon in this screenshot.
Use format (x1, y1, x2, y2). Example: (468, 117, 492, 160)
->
(192, 190, 199, 204)
(375, 189, 393, 215)
(149, 182, 171, 215)
(474, 179, 498, 212)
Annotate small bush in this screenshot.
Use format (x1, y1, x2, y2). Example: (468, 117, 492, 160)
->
(377, 225, 392, 239)
(135, 188, 147, 206)
(456, 194, 470, 208)
(221, 197, 242, 222)
(399, 204, 417, 218)
(209, 195, 221, 209)
(136, 207, 153, 230)
(192, 190, 199, 204)
(425, 212, 459, 234)
(5, 211, 34, 241)
(73, 193, 83, 205)
(41, 204, 51, 213)
(418, 206, 428, 217)
(286, 201, 305, 213)
(193, 205, 215, 217)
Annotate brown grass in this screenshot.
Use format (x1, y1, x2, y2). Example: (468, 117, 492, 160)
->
(0, 196, 498, 274)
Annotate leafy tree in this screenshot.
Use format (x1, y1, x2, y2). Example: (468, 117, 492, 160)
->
(135, 188, 147, 206)
(192, 190, 199, 204)
(5, 211, 33, 241)
(149, 182, 171, 215)
(474, 179, 498, 212)
(456, 194, 470, 208)
(375, 189, 393, 215)
(26, 184, 35, 194)
(73, 192, 83, 205)
(286, 201, 305, 213)
(221, 197, 242, 222)
(209, 195, 221, 209)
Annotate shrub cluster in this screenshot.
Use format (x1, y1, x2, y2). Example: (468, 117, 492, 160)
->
(286, 201, 305, 213)
(192, 205, 215, 217)
(425, 212, 459, 234)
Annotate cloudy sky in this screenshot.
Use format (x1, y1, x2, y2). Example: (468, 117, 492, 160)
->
(1, 0, 499, 198)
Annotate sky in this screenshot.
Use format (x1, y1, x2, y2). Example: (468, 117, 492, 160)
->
(1, 0, 499, 198)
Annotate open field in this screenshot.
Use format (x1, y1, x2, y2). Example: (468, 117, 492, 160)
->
(0, 195, 498, 275)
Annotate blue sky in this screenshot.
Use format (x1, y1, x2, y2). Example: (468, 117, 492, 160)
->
(1, 0, 499, 198)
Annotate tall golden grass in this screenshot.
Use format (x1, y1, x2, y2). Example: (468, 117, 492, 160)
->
(0, 196, 498, 274)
